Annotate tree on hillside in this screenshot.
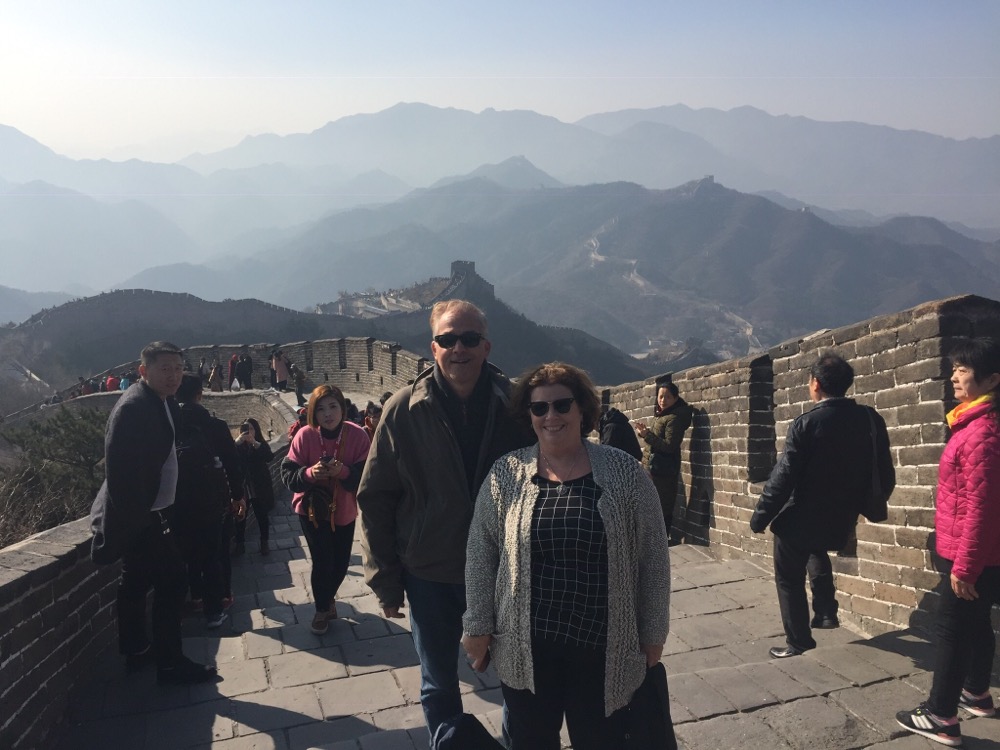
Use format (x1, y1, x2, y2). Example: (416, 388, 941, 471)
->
(0, 406, 106, 548)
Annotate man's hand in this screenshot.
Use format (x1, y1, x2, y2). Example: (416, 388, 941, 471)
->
(382, 606, 405, 619)
(951, 572, 979, 601)
(641, 643, 664, 668)
(462, 633, 493, 672)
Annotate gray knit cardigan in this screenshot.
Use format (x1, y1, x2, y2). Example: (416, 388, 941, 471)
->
(463, 441, 671, 716)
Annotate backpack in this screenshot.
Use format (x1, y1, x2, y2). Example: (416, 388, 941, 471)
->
(174, 418, 230, 529)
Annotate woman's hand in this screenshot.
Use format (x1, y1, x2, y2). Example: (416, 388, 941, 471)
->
(461, 633, 493, 672)
(309, 458, 343, 481)
(951, 572, 979, 601)
(633, 420, 648, 438)
(641, 643, 664, 668)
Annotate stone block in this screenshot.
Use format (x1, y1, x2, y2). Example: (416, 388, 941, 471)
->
(758, 695, 881, 750)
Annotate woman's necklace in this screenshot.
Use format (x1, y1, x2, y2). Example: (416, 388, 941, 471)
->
(540, 447, 585, 496)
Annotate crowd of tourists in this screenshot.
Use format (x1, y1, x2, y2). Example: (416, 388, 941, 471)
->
(84, 302, 1000, 748)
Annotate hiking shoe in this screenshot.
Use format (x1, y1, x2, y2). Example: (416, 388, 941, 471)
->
(311, 611, 330, 635)
(206, 612, 228, 629)
(895, 704, 961, 746)
(959, 690, 996, 717)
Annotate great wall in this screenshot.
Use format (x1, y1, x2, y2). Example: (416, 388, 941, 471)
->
(2, 292, 999, 748)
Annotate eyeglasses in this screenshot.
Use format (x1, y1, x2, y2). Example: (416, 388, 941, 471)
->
(433, 331, 485, 349)
(528, 398, 575, 417)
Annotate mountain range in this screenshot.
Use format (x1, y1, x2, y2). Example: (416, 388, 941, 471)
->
(1, 101, 999, 361)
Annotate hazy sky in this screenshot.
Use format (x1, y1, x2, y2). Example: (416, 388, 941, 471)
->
(2, 0, 997, 162)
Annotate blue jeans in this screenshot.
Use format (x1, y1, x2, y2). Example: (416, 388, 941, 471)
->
(403, 572, 467, 737)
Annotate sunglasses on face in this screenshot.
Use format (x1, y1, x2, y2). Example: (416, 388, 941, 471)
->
(433, 331, 485, 349)
(528, 398, 575, 417)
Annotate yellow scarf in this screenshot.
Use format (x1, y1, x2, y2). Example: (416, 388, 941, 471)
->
(946, 393, 993, 428)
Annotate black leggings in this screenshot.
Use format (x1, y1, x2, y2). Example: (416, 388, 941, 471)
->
(298, 515, 355, 613)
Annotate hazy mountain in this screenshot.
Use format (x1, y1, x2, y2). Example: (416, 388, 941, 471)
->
(432, 156, 563, 190)
(576, 104, 1000, 228)
(0, 181, 202, 292)
(2, 284, 650, 391)
(0, 285, 73, 326)
(118, 176, 1000, 357)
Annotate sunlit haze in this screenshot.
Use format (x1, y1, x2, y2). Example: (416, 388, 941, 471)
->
(1, 0, 997, 162)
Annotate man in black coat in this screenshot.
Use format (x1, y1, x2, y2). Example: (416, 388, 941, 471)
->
(89, 341, 217, 684)
(750, 352, 894, 658)
(173, 373, 245, 629)
(598, 405, 643, 461)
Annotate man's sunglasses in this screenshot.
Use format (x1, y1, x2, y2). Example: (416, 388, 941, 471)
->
(528, 398, 575, 417)
(433, 332, 485, 349)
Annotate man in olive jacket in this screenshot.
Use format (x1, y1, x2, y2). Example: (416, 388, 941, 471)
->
(358, 300, 530, 737)
(750, 352, 894, 658)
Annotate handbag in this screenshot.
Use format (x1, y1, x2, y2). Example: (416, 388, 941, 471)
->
(860, 407, 889, 523)
(304, 430, 347, 528)
(625, 663, 677, 750)
(304, 483, 336, 527)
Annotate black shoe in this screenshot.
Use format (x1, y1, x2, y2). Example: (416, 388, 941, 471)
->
(769, 646, 804, 659)
(811, 616, 840, 629)
(157, 657, 218, 685)
(124, 646, 154, 672)
(895, 704, 961, 746)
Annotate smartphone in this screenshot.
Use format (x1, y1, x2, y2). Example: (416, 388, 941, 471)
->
(320, 455, 332, 464)
(240, 424, 250, 434)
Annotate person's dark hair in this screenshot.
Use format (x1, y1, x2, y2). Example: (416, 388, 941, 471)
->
(810, 352, 854, 397)
(950, 338, 1000, 401)
(243, 417, 267, 444)
(307, 384, 347, 428)
(380, 391, 393, 405)
(511, 362, 601, 436)
(140, 340, 183, 367)
(175, 372, 203, 403)
(365, 401, 383, 419)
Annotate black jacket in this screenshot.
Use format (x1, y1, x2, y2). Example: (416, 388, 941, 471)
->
(177, 401, 244, 504)
(90, 382, 180, 564)
(750, 398, 895, 550)
(599, 407, 643, 461)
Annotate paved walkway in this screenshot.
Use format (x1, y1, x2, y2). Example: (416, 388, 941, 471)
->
(49, 391, 1000, 749)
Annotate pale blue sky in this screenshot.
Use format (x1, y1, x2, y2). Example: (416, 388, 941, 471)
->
(1, 0, 997, 161)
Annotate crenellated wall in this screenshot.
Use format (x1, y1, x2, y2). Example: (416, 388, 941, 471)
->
(4, 293, 1000, 749)
(605, 295, 1000, 637)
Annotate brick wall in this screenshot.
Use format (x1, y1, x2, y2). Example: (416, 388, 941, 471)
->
(606, 294, 1000, 638)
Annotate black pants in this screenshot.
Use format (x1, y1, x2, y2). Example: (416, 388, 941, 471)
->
(176, 519, 225, 617)
(928, 561, 1000, 717)
(298, 515, 355, 613)
(501, 636, 626, 750)
(773, 535, 838, 651)
(295, 384, 307, 407)
(651, 472, 679, 536)
(220, 514, 234, 596)
(117, 512, 187, 667)
(235, 497, 271, 545)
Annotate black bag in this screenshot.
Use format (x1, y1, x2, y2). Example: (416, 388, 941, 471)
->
(625, 663, 677, 750)
(174, 421, 229, 528)
(861, 407, 889, 523)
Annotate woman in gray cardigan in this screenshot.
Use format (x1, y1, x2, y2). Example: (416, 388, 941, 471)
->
(462, 362, 670, 750)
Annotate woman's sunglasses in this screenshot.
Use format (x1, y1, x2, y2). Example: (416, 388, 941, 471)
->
(528, 398, 575, 417)
(433, 332, 484, 349)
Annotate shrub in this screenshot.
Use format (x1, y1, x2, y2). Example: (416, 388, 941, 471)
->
(0, 406, 106, 548)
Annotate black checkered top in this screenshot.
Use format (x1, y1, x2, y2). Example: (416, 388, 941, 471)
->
(529, 473, 609, 648)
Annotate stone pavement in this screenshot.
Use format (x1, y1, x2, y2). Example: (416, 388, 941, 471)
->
(51, 495, 1000, 750)
(48, 387, 1000, 749)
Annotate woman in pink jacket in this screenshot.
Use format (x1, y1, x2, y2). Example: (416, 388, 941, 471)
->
(280, 385, 371, 635)
(897, 338, 1000, 747)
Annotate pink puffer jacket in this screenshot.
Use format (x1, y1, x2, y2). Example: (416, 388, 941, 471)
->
(935, 400, 1000, 583)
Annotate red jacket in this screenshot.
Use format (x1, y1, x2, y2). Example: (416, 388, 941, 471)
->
(935, 399, 1000, 582)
